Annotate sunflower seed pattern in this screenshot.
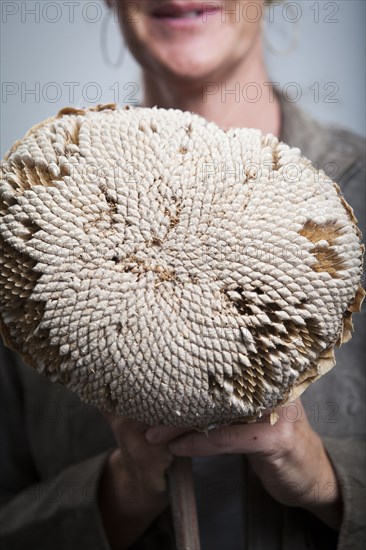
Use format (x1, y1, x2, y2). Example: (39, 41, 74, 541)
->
(0, 104, 364, 428)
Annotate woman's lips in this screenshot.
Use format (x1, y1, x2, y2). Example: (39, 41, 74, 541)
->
(148, 2, 222, 28)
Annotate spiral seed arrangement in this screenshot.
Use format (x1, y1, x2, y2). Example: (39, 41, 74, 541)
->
(0, 104, 364, 431)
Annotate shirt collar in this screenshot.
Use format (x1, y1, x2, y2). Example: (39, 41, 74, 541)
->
(278, 95, 361, 182)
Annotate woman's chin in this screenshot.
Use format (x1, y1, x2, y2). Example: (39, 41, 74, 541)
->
(143, 45, 225, 83)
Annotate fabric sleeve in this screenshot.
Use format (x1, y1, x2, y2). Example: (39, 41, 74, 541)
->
(0, 452, 113, 550)
(322, 437, 366, 550)
(0, 340, 112, 549)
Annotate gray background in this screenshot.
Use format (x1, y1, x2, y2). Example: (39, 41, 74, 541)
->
(1, 0, 365, 156)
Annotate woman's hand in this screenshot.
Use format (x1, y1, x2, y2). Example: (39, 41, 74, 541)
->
(145, 398, 343, 531)
(98, 415, 186, 550)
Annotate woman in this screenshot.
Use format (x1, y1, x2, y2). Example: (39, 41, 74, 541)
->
(0, 1, 364, 549)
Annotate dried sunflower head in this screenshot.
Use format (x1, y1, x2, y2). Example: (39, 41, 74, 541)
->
(0, 104, 364, 428)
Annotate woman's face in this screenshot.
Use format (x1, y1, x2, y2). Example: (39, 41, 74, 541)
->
(111, 1, 265, 81)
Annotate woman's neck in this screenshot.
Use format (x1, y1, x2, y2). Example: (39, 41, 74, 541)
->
(141, 38, 281, 137)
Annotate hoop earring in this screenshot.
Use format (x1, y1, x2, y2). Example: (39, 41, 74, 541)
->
(262, 5, 300, 57)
